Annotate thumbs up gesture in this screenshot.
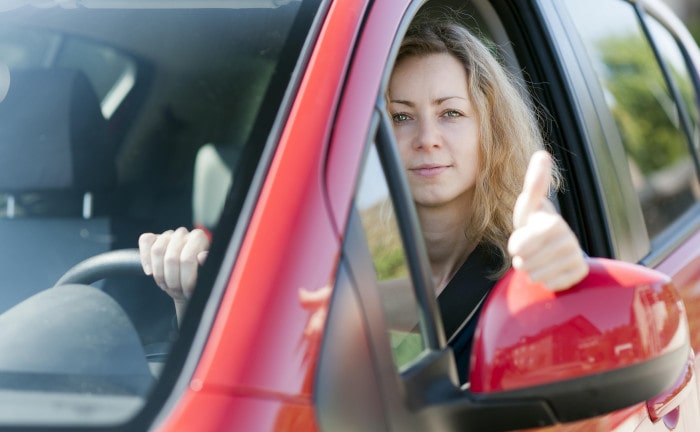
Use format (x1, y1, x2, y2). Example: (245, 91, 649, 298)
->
(508, 151, 589, 291)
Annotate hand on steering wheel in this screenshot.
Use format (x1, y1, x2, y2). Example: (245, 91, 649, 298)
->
(138, 228, 210, 324)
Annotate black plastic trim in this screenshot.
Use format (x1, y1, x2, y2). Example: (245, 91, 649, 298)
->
(338, 201, 428, 431)
(315, 262, 390, 431)
(391, 344, 689, 432)
(490, 0, 614, 259)
(476, 343, 689, 423)
(374, 110, 445, 350)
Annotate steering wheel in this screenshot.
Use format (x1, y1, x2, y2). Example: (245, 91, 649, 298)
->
(53, 248, 144, 287)
(53, 249, 172, 365)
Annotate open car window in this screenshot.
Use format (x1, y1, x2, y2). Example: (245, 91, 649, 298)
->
(0, 0, 319, 428)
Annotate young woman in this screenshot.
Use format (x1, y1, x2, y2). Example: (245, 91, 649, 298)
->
(139, 16, 589, 381)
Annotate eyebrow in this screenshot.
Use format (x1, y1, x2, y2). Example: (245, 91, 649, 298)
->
(389, 96, 468, 107)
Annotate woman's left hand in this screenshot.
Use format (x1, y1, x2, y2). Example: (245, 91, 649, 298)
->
(507, 151, 589, 291)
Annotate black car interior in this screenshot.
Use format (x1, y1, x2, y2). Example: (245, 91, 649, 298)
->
(0, 68, 115, 308)
(0, 5, 303, 374)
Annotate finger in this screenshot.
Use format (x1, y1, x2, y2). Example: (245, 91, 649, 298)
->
(138, 233, 157, 275)
(304, 309, 328, 337)
(548, 260, 589, 291)
(150, 230, 174, 290)
(527, 252, 588, 291)
(163, 227, 190, 294)
(179, 229, 211, 298)
(513, 150, 553, 229)
(513, 231, 579, 274)
(513, 226, 586, 290)
(299, 286, 332, 309)
(508, 210, 564, 262)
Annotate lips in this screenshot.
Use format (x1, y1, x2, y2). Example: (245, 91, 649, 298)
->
(409, 164, 449, 178)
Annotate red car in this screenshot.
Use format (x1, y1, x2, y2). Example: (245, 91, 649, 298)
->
(0, 0, 699, 431)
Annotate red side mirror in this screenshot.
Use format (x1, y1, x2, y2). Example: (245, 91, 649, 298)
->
(469, 257, 688, 416)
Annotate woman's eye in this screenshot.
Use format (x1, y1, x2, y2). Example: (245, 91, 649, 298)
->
(443, 110, 462, 118)
(392, 113, 410, 123)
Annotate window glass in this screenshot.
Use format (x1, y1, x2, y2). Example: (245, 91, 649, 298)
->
(0, 26, 54, 67)
(356, 144, 429, 370)
(57, 38, 137, 119)
(0, 1, 316, 427)
(564, 0, 700, 238)
(644, 15, 700, 156)
(0, 25, 136, 119)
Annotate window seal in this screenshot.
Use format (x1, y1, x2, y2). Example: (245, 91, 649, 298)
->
(373, 103, 446, 351)
(634, 2, 700, 177)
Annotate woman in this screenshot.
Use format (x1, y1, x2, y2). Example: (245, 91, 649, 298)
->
(139, 16, 589, 380)
(383, 17, 587, 377)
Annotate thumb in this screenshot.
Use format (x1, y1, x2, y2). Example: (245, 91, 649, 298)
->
(513, 150, 553, 229)
(299, 286, 332, 309)
(197, 251, 208, 266)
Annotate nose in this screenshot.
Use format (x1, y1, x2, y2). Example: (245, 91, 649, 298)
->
(414, 116, 441, 150)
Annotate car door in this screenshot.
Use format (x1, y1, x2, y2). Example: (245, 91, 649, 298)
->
(320, 0, 700, 431)
(541, 0, 700, 430)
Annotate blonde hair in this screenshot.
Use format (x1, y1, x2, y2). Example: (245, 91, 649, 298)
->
(394, 17, 560, 277)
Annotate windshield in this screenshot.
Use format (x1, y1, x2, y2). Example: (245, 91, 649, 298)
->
(0, 0, 318, 427)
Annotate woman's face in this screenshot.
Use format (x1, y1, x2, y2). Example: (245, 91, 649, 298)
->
(388, 53, 481, 211)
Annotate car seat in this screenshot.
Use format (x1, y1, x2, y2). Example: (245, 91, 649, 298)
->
(0, 68, 117, 313)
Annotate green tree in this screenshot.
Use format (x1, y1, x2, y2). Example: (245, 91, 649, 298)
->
(360, 200, 408, 281)
(690, 19, 700, 44)
(597, 35, 690, 174)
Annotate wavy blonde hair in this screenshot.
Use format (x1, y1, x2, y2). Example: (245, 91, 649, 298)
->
(394, 17, 560, 277)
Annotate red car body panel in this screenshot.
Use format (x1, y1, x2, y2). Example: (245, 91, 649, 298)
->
(155, 393, 316, 431)
(526, 230, 700, 432)
(325, 0, 410, 229)
(657, 230, 700, 355)
(655, 230, 700, 428)
(470, 258, 687, 393)
(155, 0, 700, 430)
(156, 0, 369, 429)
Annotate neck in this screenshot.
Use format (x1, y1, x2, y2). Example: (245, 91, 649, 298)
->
(416, 200, 476, 294)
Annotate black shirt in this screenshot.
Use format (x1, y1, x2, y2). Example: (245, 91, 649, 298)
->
(438, 243, 501, 384)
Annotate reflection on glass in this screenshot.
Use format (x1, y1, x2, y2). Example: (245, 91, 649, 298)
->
(357, 144, 427, 370)
(0, 1, 312, 427)
(564, 0, 700, 238)
(645, 15, 700, 155)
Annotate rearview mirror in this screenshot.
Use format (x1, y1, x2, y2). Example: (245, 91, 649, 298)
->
(469, 257, 689, 423)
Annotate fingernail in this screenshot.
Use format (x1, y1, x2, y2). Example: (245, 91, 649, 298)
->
(512, 256, 523, 269)
(143, 264, 152, 275)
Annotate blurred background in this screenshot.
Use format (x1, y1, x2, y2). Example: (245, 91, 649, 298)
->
(664, 0, 700, 41)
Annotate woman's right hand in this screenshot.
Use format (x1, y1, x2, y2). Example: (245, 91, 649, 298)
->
(138, 227, 210, 323)
(508, 151, 589, 292)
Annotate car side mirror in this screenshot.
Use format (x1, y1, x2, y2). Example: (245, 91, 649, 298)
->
(469, 257, 689, 423)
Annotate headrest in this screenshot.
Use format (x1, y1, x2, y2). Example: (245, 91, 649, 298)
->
(0, 68, 116, 192)
(192, 143, 239, 230)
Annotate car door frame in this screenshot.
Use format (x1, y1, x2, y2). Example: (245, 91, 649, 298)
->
(530, 0, 700, 429)
(321, 0, 604, 430)
(323, 0, 700, 430)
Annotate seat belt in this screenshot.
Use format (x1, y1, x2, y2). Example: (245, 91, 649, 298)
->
(437, 243, 499, 344)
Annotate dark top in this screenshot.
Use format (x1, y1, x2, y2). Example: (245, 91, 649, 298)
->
(438, 243, 501, 384)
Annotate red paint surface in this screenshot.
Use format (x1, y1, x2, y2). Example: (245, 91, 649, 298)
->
(470, 258, 688, 393)
(157, 0, 369, 429)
